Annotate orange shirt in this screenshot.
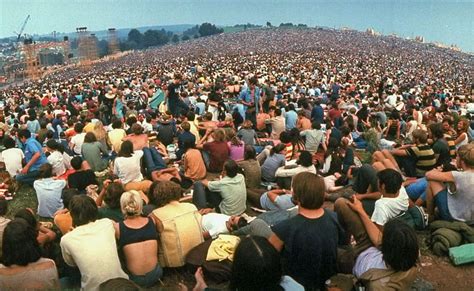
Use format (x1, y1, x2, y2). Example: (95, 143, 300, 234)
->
(54, 212, 73, 235)
(183, 149, 207, 181)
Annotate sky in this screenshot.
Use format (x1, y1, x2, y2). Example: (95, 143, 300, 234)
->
(1, 0, 473, 51)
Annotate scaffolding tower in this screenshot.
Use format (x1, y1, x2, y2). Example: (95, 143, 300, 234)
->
(22, 38, 40, 80)
(107, 28, 120, 55)
(76, 27, 98, 66)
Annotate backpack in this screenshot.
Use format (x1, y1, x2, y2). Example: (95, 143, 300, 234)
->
(395, 205, 429, 230)
(359, 267, 418, 291)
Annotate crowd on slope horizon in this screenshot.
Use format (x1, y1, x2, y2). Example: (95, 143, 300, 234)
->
(0, 28, 473, 290)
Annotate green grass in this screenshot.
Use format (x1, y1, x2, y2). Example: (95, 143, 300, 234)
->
(6, 184, 39, 219)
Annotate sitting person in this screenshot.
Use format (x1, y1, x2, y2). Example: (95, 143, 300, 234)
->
(193, 160, 247, 216)
(192, 236, 303, 291)
(182, 140, 207, 182)
(1, 136, 24, 178)
(275, 150, 316, 189)
(156, 114, 176, 147)
(425, 143, 474, 222)
(67, 156, 98, 193)
(0, 197, 10, 257)
(108, 119, 127, 154)
(142, 146, 181, 182)
(33, 163, 66, 218)
(335, 199, 419, 289)
(149, 181, 204, 268)
(123, 123, 149, 151)
(237, 120, 257, 146)
(300, 121, 327, 154)
(176, 121, 196, 160)
(45, 139, 68, 176)
(114, 191, 162, 287)
(336, 168, 409, 234)
(0, 219, 60, 290)
(54, 188, 80, 235)
(237, 145, 263, 206)
(260, 143, 286, 182)
(60, 195, 128, 289)
(14, 208, 56, 248)
(375, 129, 436, 177)
(347, 164, 381, 215)
(197, 128, 230, 173)
(15, 129, 48, 185)
(227, 129, 245, 161)
(96, 180, 126, 222)
(81, 132, 109, 173)
(69, 123, 86, 156)
(268, 172, 344, 289)
(114, 140, 152, 192)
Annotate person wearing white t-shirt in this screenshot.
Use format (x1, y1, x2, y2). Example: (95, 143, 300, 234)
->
(335, 169, 418, 284)
(113, 140, 152, 192)
(200, 211, 248, 239)
(370, 185, 409, 226)
(0, 137, 24, 177)
(69, 123, 86, 155)
(45, 139, 66, 176)
(60, 195, 127, 290)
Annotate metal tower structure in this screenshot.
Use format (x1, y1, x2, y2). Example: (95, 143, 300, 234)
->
(107, 28, 120, 55)
(76, 27, 98, 66)
(22, 38, 40, 80)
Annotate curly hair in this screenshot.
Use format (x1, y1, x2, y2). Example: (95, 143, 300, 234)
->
(150, 181, 182, 208)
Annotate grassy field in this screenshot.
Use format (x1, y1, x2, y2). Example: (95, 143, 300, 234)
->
(6, 184, 38, 219)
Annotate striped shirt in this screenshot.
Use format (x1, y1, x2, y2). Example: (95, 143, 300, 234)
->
(406, 144, 436, 175)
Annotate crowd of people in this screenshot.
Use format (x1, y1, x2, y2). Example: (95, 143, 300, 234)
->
(0, 27, 473, 290)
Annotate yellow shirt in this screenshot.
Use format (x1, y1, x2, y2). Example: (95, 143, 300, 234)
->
(83, 123, 95, 133)
(108, 129, 126, 153)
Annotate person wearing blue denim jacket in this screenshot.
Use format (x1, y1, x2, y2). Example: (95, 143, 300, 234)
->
(239, 77, 262, 128)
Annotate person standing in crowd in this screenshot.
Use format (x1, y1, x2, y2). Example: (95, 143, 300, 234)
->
(240, 77, 262, 127)
(166, 74, 189, 117)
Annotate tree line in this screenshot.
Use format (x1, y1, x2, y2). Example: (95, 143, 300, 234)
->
(122, 22, 223, 50)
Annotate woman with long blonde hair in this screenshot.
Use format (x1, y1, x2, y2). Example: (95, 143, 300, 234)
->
(92, 121, 108, 148)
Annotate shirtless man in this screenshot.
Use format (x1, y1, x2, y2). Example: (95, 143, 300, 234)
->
(123, 123, 149, 151)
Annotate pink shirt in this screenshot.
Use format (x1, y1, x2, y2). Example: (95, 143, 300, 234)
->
(228, 142, 245, 161)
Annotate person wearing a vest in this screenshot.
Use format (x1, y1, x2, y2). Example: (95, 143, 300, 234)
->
(150, 181, 203, 268)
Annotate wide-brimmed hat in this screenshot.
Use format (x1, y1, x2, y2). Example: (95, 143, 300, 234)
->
(105, 92, 116, 99)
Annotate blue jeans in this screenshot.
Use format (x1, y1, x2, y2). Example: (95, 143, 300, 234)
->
(15, 170, 40, 186)
(143, 147, 166, 176)
(193, 181, 222, 211)
(434, 189, 454, 221)
(128, 263, 163, 288)
(406, 178, 427, 202)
